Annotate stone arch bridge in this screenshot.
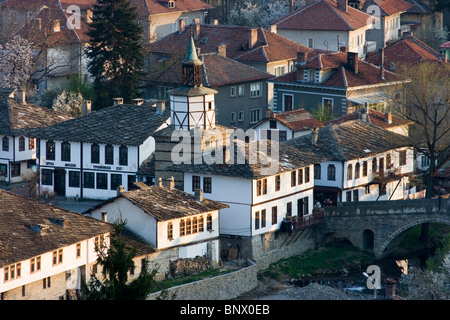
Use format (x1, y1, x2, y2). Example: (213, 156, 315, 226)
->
(318, 198, 450, 260)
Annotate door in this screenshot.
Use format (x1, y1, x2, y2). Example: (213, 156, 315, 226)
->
(283, 94, 293, 111)
(54, 169, 66, 196)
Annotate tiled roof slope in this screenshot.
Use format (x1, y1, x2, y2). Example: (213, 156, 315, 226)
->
(324, 108, 414, 129)
(403, 0, 434, 14)
(130, 0, 212, 15)
(149, 24, 311, 63)
(88, 185, 229, 222)
(365, 34, 445, 66)
(30, 102, 170, 146)
(361, 0, 413, 16)
(252, 109, 324, 132)
(273, 0, 373, 31)
(148, 52, 272, 87)
(0, 189, 112, 267)
(284, 120, 412, 161)
(169, 140, 323, 179)
(0, 91, 73, 136)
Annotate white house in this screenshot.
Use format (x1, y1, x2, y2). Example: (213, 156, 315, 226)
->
(0, 88, 72, 184)
(273, 0, 376, 57)
(285, 120, 415, 206)
(84, 180, 228, 264)
(31, 99, 169, 199)
(0, 189, 112, 300)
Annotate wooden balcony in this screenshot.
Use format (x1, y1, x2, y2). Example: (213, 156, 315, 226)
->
(281, 209, 325, 232)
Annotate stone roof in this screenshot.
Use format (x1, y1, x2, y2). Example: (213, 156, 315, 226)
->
(86, 185, 229, 222)
(365, 34, 446, 66)
(168, 140, 321, 179)
(0, 89, 73, 136)
(29, 101, 170, 146)
(284, 120, 412, 162)
(0, 189, 112, 267)
(252, 109, 325, 132)
(273, 0, 374, 31)
(149, 24, 311, 64)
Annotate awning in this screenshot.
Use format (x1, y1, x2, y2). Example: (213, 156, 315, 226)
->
(347, 92, 392, 105)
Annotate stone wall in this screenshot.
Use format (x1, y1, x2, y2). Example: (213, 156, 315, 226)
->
(146, 259, 258, 300)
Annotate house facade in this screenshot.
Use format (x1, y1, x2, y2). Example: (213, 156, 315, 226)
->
(31, 100, 170, 199)
(273, 0, 375, 57)
(0, 89, 72, 184)
(285, 120, 414, 206)
(0, 189, 112, 300)
(85, 181, 228, 265)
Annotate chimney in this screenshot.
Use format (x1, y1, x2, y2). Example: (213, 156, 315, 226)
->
(384, 112, 392, 124)
(249, 28, 258, 49)
(347, 51, 358, 74)
(35, 18, 42, 29)
(270, 24, 277, 34)
(158, 177, 163, 187)
(169, 176, 175, 189)
(194, 18, 201, 39)
(101, 211, 107, 222)
(15, 89, 26, 104)
(30, 224, 50, 235)
(360, 104, 370, 123)
(217, 44, 226, 57)
(337, 0, 348, 12)
(133, 98, 144, 105)
(340, 46, 349, 53)
(289, 0, 294, 12)
(52, 19, 60, 32)
(311, 127, 319, 145)
(82, 100, 91, 115)
(113, 97, 123, 105)
(380, 48, 385, 80)
(402, 31, 411, 40)
(212, 19, 219, 25)
(156, 100, 165, 114)
(297, 51, 308, 65)
(195, 189, 203, 202)
(49, 217, 67, 228)
(178, 19, 185, 33)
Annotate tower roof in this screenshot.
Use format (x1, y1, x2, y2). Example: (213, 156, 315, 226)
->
(181, 37, 202, 66)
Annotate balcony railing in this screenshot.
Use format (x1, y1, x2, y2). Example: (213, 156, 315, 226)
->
(280, 209, 325, 232)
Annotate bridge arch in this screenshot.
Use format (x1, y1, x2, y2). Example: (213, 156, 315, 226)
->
(376, 217, 450, 260)
(320, 231, 355, 247)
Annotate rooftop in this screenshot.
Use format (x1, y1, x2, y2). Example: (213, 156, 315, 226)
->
(361, 0, 413, 16)
(252, 109, 325, 132)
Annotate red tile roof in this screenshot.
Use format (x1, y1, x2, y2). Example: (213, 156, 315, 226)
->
(274, 0, 374, 31)
(362, 0, 413, 16)
(272, 109, 325, 131)
(365, 34, 445, 66)
(149, 24, 311, 64)
(130, 0, 212, 16)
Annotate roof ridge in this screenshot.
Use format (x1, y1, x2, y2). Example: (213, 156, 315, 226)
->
(272, 0, 320, 25)
(341, 66, 348, 88)
(326, 0, 354, 31)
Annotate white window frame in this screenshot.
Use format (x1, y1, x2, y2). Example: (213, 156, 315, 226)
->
(238, 85, 245, 96)
(230, 86, 236, 97)
(250, 108, 262, 124)
(250, 82, 262, 98)
(274, 65, 286, 77)
(308, 38, 314, 48)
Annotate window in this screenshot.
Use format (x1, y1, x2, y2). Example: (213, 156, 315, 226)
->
(84, 172, 94, 188)
(314, 164, 321, 180)
(298, 168, 303, 184)
(186, 218, 192, 235)
(230, 86, 236, 97)
(275, 175, 280, 191)
(305, 167, 310, 183)
(198, 216, 204, 232)
(355, 163, 360, 179)
(271, 206, 277, 225)
(119, 146, 128, 166)
(363, 161, 368, 177)
(347, 164, 353, 180)
(250, 83, 262, 98)
(180, 219, 185, 236)
(286, 202, 292, 217)
(308, 38, 314, 48)
(42, 169, 53, 185)
(238, 111, 244, 122)
(91, 144, 100, 164)
(263, 178, 267, 195)
(69, 171, 80, 188)
(29, 138, 35, 150)
(346, 191, 352, 202)
(19, 136, 25, 151)
(2, 136, 9, 151)
(274, 65, 286, 77)
(43, 277, 51, 289)
(168, 0, 175, 8)
(386, 153, 391, 169)
(207, 214, 212, 231)
(76, 243, 81, 258)
(421, 155, 430, 168)
(327, 164, 336, 181)
(167, 222, 173, 240)
(257, 179, 262, 196)
(46, 141, 55, 160)
(238, 85, 245, 96)
(250, 109, 262, 124)
(269, 120, 277, 129)
(291, 170, 296, 187)
(193, 217, 198, 233)
(11, 163, 20, 177)
(261, 209, 266, 228)
(105, 145, 114, 165)
(96, 172, 107, 189)
(203, 177, 212, 193)
(61, 141, 70, 162)
(230, 112, 236, 122)
(279, 131, 287, 142)
(110, 174, 122, 190)
(255, 211, 260, 230)
(323, 98, 333, 116)
(399, 150, 407, 166)
(353, 189, 359, 202)
(192, 175, 200, 191)
(297, 196, 309, 216)
(52, 249, 63, 266)
(365, 185, 370, 194)
(372, 158, 377, 173)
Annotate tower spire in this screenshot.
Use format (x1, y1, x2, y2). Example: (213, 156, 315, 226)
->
(181, 37, 203, 87)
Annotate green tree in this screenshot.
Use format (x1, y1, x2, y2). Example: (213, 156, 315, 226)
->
(81, 219, 157, 300)
(86, 0, 144, 109)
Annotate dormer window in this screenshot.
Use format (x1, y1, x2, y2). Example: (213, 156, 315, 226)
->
(168, 0, 175, 8)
